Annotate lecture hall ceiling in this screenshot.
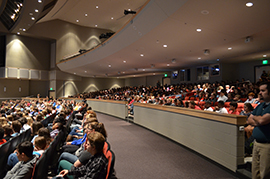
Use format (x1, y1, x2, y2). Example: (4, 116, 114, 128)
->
(1, 0, 270, 78)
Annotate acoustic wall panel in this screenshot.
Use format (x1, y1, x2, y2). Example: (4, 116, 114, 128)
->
(7, 68, 17, 78)
(30, 70, 39, 79)
(19, 69, 29, 79)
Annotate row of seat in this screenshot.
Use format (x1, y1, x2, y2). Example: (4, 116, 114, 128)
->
(0, 129, 32, 178)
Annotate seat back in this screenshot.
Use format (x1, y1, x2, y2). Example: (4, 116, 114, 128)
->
(104, 149, 115, 179)
(0, 142, 11, 177)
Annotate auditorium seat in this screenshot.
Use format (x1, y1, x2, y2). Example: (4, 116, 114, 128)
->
(104, 149, 115, 179)
(224, 102, 230, 107)
(0, 142, 11, 177)
(251, 103, 258, 108)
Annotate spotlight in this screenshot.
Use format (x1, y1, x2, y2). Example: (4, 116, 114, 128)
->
(204, 49, 210, 55)
(171, 58, 176, 63)
(124, 9, 136, 15)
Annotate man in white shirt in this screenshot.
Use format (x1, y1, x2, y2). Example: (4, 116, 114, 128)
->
(217, 90, 228, 102)
(215, 101, 228, 114)
(204, 101, 213, 112)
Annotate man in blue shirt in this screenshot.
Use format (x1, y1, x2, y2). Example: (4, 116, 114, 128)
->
(248, 82, 270, 179)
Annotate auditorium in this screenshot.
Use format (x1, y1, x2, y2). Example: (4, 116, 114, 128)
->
(0, 0, 270, 178)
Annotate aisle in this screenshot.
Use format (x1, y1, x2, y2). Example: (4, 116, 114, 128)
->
(97, 112, 239, 179)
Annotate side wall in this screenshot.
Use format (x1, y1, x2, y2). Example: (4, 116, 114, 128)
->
(6, 34, 51, 70)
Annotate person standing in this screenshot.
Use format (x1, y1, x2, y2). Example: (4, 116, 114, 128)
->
(248, 82, 270, 179)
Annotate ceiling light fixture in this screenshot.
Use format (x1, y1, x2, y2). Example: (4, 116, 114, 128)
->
(228, 47, 232, 50)
(263, 55, 267, 57)
(96, 5, 99, 8)
(163, 45, 167, 48)
(246, 2, 253, 7)
(22, 29, 26, 31)
(140, 54, 144, 57)
(108, 64, 111, 68)
(85, 14, 88, 16)
(123, 72, 125, 74)
(38, 0, 42, 3)
(35, 9, 38, 12)
(196, 28, 202, 32)
(111, 17, 114, 19)
(123, 61, 126, 63)
(17, 32, 20, 35)
(143, 69, 145, 71)
(198, 57, 201, 59)
(172, 58, 176, 63)
(124, 9, 136, 15)
(31, 17, 35, 20)
(95, 25, 98, 27)
(76, 20, 79, 22)
(167, 64, 170, 66)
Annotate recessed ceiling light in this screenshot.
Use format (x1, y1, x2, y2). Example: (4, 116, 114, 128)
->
(163, 45, 167, 48)
(167, 64, 170, 66)
(31, 17, 35, 20)
(263, 55, 267, 57)
(246, 2, 253, 7)
(228, 47, 232, 50)
(35, 9, 38, 12)
(85, 14, 88, 16)
(22, 29, 26, 31)
(153, 73, 155, 75)
(133, 75, 136, 77)
(128, 9, 131, 11)
(123, 61, 126, 63)
(17, 32, 20, 35)
(108, 64, 111, 68)
(201, 10, 209, 15)
(85, 71, 87, 73)
(95, 24, 98, 27)
(217, 59, 220, 61)
(29, 13, 33, 15)
(123, 72, 125, 74)
(96, 5, 99, 8)
(38, 0, 42, 3)
(198, 57, 201, 59)
(196, 28, 202, 32)
(74, 73, 76, 74)
(111, 17, 114, 20)
(140, 54, 144, 57)
(76, 20, 79, 22)
(143, 69, 145, 71)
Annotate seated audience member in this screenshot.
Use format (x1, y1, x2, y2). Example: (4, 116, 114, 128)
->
(189, 101, 201, 110)
(7, 136, 47, 168)
(31, 122, 44, 143)
(0, 127, 6, 145)
(19, 117, 31, 132)
(226, 93, 235, 102)
(244, 92, 255, 104)
(184, 101, 189, 108)
(3, 125, 13, 141)
(240, 103, 254, 117)
(204, 101, 213, 112)
(217, 89, 228, 102)
(209, 93, 217, 103)
(11, 120, 22, 137)
(4, 141, 38, 179)
(214, 101, 228, 114)
(33, 136, 47, 157)
(56, 132, 108, 179)
(233, 94, 243, 103)
(50, 122, 63, 139)
(0, 117, 8, 126)
(228, 102, 240, 115)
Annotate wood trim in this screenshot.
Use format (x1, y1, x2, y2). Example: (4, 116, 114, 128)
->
(134, 103, 247, 125)
(86, 99, 128, 105)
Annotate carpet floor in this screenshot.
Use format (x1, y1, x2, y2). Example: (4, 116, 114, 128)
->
(97, 112, 239, 179)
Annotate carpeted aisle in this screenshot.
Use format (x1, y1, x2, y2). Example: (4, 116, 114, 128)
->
(97, 112, 239, 179)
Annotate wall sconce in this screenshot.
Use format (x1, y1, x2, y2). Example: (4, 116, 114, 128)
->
(4, 86, 6, 92)
(19, 87, 21, 92)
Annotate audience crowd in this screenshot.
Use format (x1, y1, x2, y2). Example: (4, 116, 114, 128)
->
(0, 78, 268, 178)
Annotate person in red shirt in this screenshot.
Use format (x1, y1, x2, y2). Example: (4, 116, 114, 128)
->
(0, 127, 7, 145)
(228, 102, 240, 115)
(189, 101, 202, 110)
